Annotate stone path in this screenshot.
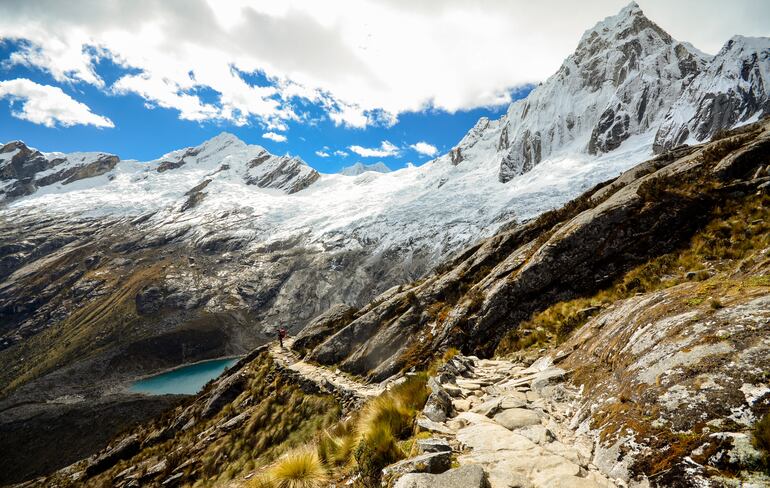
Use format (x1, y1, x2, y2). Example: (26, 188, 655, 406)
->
(407, 355, 625, 488)
(268, 338, 384, 406)
(268, 339, 625, 487)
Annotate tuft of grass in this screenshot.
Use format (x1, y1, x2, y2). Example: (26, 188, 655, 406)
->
(358, 395, 413, 441)
(353, 422, 403, 486)
(248, 475, 277, 488)
(350, 373, 428, 486)
(753, 413, 770, 473)
(317, 420, 357, 467)
(268, 449, 328, 488)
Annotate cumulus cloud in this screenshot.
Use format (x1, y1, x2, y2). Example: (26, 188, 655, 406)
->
(349, 140, 399, 158)
(0, 78, 114, 128)
(410, 141, 438, 157)
(334, 150, 348, 157)
(315, 150, 330, 157)
(263, 131, 287, 142)
(0, 1, 766, 128)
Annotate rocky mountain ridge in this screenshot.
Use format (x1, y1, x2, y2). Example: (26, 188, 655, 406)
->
(339, 162, 392, 176)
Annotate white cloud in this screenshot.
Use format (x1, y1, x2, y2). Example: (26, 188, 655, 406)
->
(348, 140, 399, 158)
(410, 141, 438, 157)
(0, 78, 114, 128)
(333, 150, 348, 157)
(263, 131, 287, 142)
(315, 150, 330, 157)
(0, 1, 767, 128)
(329, 103, 369, 129)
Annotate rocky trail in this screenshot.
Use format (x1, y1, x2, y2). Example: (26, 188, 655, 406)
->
(393, 355, 625, 488)
(268, 338, 385, 410)
(271, 337, 626, 487)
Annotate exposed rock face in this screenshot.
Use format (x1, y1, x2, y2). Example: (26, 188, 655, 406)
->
(0, 141, 119, 200)
(291, 304, 358, 355)
(560, 289, 770, 485)
(654, 35, 770, 152)
(243, 152, 320, 193)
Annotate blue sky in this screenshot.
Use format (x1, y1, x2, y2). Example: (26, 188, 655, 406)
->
(0, 38, 531, 173)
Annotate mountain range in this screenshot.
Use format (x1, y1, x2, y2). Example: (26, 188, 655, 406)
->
(1, 2, 769, 486)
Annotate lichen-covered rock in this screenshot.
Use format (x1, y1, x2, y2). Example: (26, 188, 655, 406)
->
(422, 378, 455, 422)
(493, 408, 542, 431)
(416, 438, 452, 454)
(394, 464, 490, 488)
(381, 451, 451, 482)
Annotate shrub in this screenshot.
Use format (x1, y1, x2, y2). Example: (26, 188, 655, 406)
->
(268, 449, 328, 488)
(353, 422, 403, 486)
(752, 413, 770, 473)
(317, 420, 357, 467)
(358, 396, 413, 440)
(351, 373, 427, 485)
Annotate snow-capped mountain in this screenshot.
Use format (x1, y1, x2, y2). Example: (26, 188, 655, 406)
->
(654, 35, 770, 151)
(0, 141, 118, 199)
(339, 162, 392, 176)
(450, 2, 769, 183)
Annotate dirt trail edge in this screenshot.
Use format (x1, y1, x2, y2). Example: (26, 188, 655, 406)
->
(269, 338, 386, 412)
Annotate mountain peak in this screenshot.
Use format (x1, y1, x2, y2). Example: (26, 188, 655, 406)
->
(339, 162, 392, 176)
(578, 1, 664, 47)
(200, 132, 246, 151)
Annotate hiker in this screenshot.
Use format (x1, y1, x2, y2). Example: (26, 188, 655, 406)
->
(278, 327, 287, 348)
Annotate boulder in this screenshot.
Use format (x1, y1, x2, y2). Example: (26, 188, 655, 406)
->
(443, 384, 463, 397)
(493, 408, 541, 431)
(422, 378, 454, 422)
(416, 438, 452, 454)
(381, 451, 451, 482)
(394, 464, 490, 488)
(452, 399, 472, 412)
(456, 422, 536, 452)
(470, 397, 502, 417)
(500, 393, 528, 409)
(516, 424, 555, 445)
(85, 435, 141, 477)
(416, 417, 454, 435)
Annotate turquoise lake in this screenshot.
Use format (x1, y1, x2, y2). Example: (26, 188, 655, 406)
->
(130, 357, 239, 395)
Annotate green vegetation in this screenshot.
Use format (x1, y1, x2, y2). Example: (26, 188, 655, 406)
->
(265, 449, 329, 488)
(350, 373, 429, 486)
(753, 413, 770, 473)
(497, 191, 770, 356)
(248, 372, 429, 488)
